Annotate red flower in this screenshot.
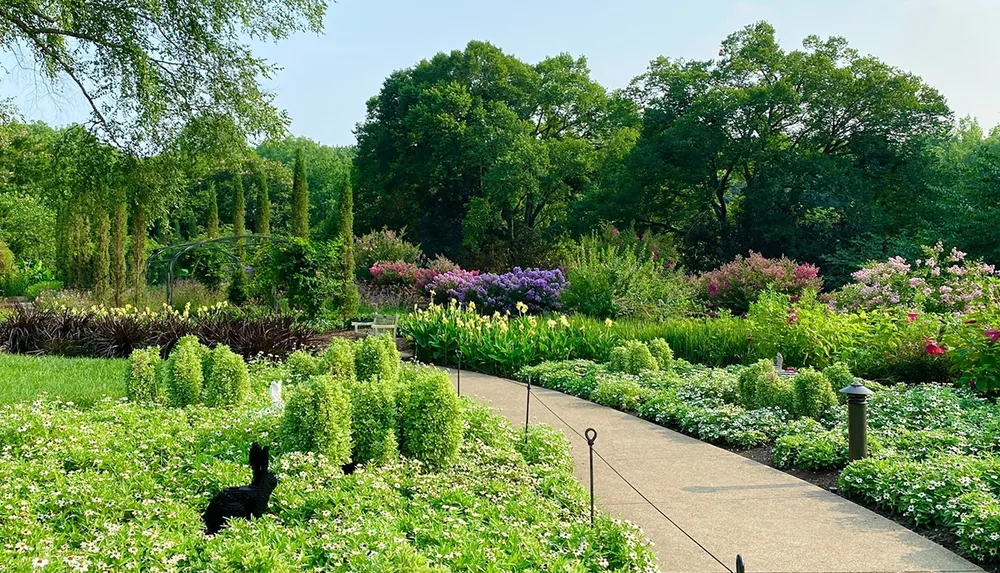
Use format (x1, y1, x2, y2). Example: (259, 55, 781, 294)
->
(788, 308, 798, 324)
(985, 329, 1000, 344)
(907, 312, 918, 323)
(707, 282, 719, 296)
(924, 338, 945, 356)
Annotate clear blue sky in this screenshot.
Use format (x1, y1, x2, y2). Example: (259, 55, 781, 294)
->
(3, 0, 997, 146)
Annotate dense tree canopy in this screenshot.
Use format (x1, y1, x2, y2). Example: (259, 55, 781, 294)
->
(0, 0, 327, 148)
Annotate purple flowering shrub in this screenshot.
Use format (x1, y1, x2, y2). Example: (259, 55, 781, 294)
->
(836, 243, 999, 315)
(696, 252, 823, 314)
(426, 267, 566, 314)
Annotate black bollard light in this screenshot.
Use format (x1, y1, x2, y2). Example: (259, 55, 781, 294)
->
(456, 350, 462, 396)
(839, 381, 874, 461)
(585, 428, 598, 526)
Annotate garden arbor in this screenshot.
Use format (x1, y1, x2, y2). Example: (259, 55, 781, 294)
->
(147, 234, 296, 306)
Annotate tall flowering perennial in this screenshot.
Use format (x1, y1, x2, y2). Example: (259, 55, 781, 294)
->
(697, 252, 823, 314)
(426, 267, 566, 314)
(837, 243, 999, 315)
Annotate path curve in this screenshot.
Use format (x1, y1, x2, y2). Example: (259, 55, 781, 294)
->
(446, 368, 983, 573)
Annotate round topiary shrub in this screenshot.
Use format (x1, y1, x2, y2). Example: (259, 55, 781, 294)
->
(164, 336, 206, 407)
(398, 366, 462, 469)
(354, 335, 399, 383)
(792, 368, 838, 419)
(646, 338, 674, 370)
(608, 340, 659, 375)
(349, 377, 398, 465)
(280, 374, 352, 464)
(286, 349, 320, 385)
(203, 344, 250, 407)
(126, 347, 162, 402)
(321, 338, 356, 380)
(737, 359, 793, 412)
(823, 362, 855, 393)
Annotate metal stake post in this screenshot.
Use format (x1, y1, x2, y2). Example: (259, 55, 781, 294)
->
(736, 554, 745, 573)
(524, 376, 532, 444)
(456, 351, 462, 396)
(585, 428, 598, 527)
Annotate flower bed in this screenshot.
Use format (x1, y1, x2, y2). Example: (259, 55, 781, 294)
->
(0, 359, 656, 571)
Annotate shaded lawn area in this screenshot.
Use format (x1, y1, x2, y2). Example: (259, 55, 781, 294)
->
(0, 353, 126, 407)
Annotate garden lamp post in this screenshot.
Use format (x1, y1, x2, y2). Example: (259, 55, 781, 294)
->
(839, 381, 874, 461)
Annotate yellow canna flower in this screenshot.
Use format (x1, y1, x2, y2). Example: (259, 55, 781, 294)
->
(546, 319, 557, 328)
(559, 315, 570, 327)
(605, 318, 614, 327)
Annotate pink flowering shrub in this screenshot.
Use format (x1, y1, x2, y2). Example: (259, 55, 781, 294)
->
(697, 252, 823, 314)
(944, 309, 1000, 395)
(369, 261, 420, 287)
(836, 243, 999, 315)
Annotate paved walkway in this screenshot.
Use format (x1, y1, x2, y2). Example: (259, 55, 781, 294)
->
(447, 368, 983, 573)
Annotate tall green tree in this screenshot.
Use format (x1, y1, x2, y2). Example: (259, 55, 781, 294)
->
(257, 173, 271, 236)
(615, 22, 951, 271)
(206, 182, 220, 238)
(0, 0, 327, 147)
(337, 183, 358, 318)
(291, 147, 309, 238)
(129, 202, 146, 304)
(111, 189, 127, 306)
(233, 171, 246, 239)
(354, 41, 616, 268)
(93, 210, 111, 302)
(256, 136, 353, 230)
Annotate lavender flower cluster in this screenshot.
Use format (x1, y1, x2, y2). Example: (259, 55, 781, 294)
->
(427, 267, 567, 314)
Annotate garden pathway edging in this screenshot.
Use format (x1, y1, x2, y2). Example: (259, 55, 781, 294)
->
(443, 367, 984, 573)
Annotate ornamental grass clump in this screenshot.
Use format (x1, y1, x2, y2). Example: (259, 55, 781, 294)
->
(349, 375, 399, 465)
(164, 335, 206, 407)
(203, 344, 250, 407)
(398, 366, 462, 469)
(126, 346, 161, 402)
(354, 335, 399, 383)
(280, 374, 352, 464)
(608, 340, 658, 374)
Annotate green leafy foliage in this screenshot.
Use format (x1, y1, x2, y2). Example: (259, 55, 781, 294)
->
(320, 338, 355, 380)
(792, 368, 838, 419)
(203, 344, 250, 407)
(164, 335, 206, 407)
(608, 340, 658, 374)
(591, 374, 646, 412)
(280, 374, 352, 464)
(775, 429, 848, 470)
(255, 238, 350, 320)
(646, 338, 674, 370)
(349, 375, 399, 465)
(0, 239, 13, 279)
(354, 335, 399, 383)
(398, 366, 462, 469)
(285, 349, 320, 385)
(126, 347, 161, 402)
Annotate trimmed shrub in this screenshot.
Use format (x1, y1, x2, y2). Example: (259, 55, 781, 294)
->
(203, 344, 250, 407)
(591, 374, 646, 412)
(608, 341, 658, 375)
(286, 350, 320, 385)
(280, 374, 352, 464)
(646, 338, 674, 370)
(126, 347, 161, 402)
(792, 368, 837, 419)
(349, 376, 398, 465)
(737, 359, 793, 412)
(398, 366, 462, 469)
(164, 335, 206, 407)
(321, 338, 355, 380)
(822, 362, 855, 392)
(355, 335, 399, 383)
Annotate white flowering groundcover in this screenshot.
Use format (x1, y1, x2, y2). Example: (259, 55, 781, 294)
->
(0, 395, 656, 572)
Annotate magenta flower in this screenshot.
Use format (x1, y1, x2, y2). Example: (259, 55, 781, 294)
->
(985, 329, 1000, 344)
(907, 312, 918, 323)
(924, 338, 945, 356)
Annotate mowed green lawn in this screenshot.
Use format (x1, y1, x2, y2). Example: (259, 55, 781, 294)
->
(0, 353, 127, 407)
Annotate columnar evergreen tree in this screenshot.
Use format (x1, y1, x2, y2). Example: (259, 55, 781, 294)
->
(93, 210, 111, 303)
(67, 204, 92, 289)
(207, 182, 220, 238)
(130, 203, 147, 304)
(291, 147, 309, 238)
(257, 174, 271, 236)
(111, 190, 127, 306)
(337, 183, 359, 318)
(228, 170, 250, 305)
